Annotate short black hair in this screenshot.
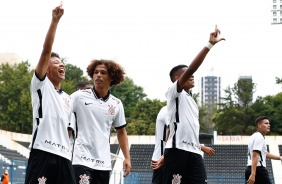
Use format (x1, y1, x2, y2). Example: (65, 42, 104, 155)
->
(76, 81, 93, 90)
(51, 52, 60, 59)
(169, 64, 188, 82)
(255, 116, 268, 127)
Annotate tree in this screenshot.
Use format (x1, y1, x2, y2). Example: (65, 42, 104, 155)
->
(193, 92, 215, 133)
(251, 93, 282, 135)
(233, 78, 256, 108)
(126, 99, 166, 135)
(276, 77, 282, 84)
(0, 61, 33, 133)
(110, 77, 147, 118)
(213, 84, 257, 135)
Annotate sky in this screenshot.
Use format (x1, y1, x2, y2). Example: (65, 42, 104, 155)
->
(0, 0, 282, 101)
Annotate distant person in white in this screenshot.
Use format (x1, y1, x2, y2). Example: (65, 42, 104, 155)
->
(162, 25, 224, 184)
(68, 81, 93, 153)
(70, 59, 131, 184)
(25, 5, 76, 184)
(151, 106, 169, 184)
(245, 116, 282, 184)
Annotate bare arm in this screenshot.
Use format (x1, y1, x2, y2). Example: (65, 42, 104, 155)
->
(177, 25, 225, 91)
(36, 6, 64, 79)
(116, 128, 131, 177)
(201, 145, 215, 157)
(266, 152, 281, 160)
(247, 151, 259, 184)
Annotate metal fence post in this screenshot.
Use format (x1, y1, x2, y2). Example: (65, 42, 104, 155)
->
(10, 160, 14, 184)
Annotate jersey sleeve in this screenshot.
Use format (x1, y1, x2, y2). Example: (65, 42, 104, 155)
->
(30, 71, 47, 92)
(252, 134, 265, 153)
(156, 106, 169, 140)
(113, 101, 127, 129)
(165, 80, 182, 102)
(68, 112, 76, 131)
(70, 91, 80, 113)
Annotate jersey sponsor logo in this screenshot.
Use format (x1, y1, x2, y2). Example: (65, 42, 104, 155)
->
(62, 97, 71, 109)
(172, 174, 182, 184)
(45, 140, 69, 152)
(79, 174, 90, 184)
(182, 140, 201, 150)
(108, 104, 116, 115)
(80, 156, 104, 164)
(85, 102, 93, 105)
(38, 176, 47, 184)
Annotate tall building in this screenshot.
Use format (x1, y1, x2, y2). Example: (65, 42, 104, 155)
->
(271, 0, 282, 24)
(199, 76, 221, 109)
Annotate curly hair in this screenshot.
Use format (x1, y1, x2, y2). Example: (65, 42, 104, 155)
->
(87, 59, 125, 86)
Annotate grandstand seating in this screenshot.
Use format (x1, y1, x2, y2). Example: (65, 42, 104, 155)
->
(278, 145, 282, 156)
(15, 141, 30, 149)
(0, 145, 28, 161)
(129, 144, 154, 173)
(110, 144, 120, 169)
(127, 144, 275, 184)
(204, 144, 274, 184)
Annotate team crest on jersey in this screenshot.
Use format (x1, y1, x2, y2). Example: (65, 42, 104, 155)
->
(38, 176, 47, 184)
(108, 104, 116, 115)
(79, 174, 90, 184)
(172, 174, 182, 184)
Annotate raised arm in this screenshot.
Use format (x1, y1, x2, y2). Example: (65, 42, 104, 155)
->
(36, 6, 64, 79)
(177, 25, 225, 91)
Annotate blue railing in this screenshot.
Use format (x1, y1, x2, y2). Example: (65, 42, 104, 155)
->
(0, 159, 27, 184)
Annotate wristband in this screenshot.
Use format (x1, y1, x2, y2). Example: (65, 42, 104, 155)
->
(205, 42, 214, 50)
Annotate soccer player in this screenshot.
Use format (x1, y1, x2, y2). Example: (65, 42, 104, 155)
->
(151, 105, 169, 184)
(75, 81, 94, 91)
(25, 5, 76, 184)
(163, 26, 224, 184)
(68, 82, 94, 149)
(245, 116, 282, 184)
(151, 108, 215, 184)
(71, 59, 131, 184)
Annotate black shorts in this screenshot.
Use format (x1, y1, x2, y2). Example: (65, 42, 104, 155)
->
(245, 166, 272, 184)
(25, 149, 76, 184)
(73, 165, 110, 184)
(163, 148, 207, 184)
(151, 165, 164, 184)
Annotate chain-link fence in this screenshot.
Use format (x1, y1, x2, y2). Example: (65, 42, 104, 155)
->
(0, 158, 27, 184)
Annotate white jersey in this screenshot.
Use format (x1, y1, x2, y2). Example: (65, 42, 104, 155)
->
(152, 106, 169, 161)
(165, 81, 201, 155)
(29, 72, 72, 160)
(247, 131, 267, 167)
(71, 88, 126, 170)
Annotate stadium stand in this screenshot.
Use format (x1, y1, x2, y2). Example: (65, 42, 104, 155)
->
(204, 144, 274, 184)
(0, 145, 28, 161)
(278, 145, 282, 156)
(124, 144, 276, 184)
(110, 144, 120, 169)
(124, 144, 154, 184)
(129, 144, 154, 173)
(15, 141, 30, 149)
